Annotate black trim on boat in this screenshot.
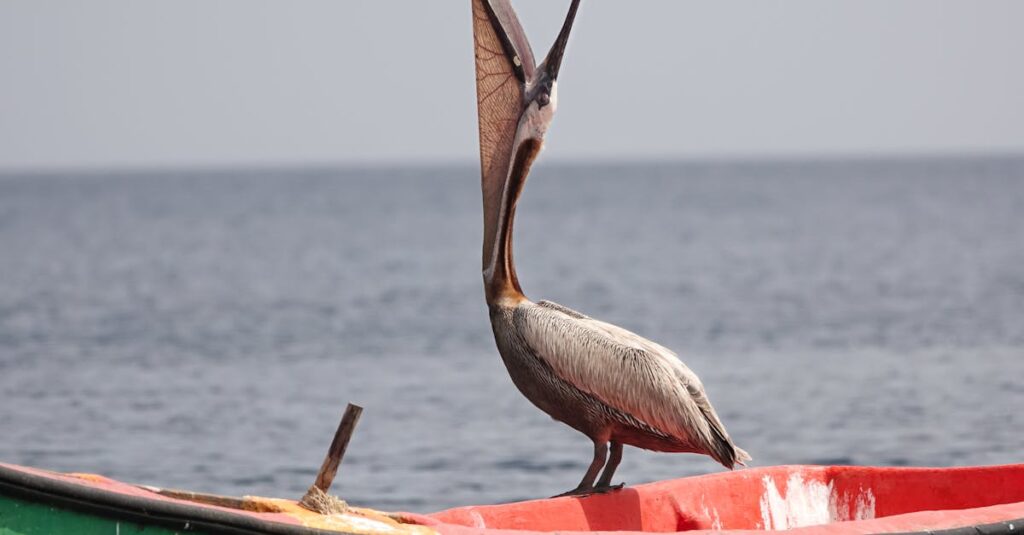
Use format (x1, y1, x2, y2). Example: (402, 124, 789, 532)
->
(0, 464, 355, 535)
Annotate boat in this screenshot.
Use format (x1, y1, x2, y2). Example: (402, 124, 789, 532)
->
(2, 461, 1022, 534)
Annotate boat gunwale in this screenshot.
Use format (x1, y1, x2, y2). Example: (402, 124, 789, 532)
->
(0, 463, 352, 535)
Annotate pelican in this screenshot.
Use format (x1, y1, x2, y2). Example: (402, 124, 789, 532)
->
(470, 0, 750, 496)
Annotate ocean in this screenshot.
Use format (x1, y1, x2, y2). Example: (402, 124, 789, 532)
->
(1, 156, 1022, 512)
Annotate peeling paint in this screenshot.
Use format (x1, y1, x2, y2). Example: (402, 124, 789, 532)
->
(468, 510, 488, 529)
(699, 494, 723, 530)
(760, 473, 875, 529)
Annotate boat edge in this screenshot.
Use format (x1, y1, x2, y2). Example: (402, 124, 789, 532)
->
(0, 463, 352, 535)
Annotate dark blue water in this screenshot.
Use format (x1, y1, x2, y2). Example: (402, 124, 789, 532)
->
(1, 157, 1022, 512)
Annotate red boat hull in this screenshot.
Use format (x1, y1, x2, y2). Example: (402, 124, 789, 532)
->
(425, 464, 1024, 534)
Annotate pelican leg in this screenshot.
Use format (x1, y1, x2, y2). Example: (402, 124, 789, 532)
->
(553, 441, 607, 497)
(595, 440, 624, 490)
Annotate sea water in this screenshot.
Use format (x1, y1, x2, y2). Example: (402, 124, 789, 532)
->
(1, 156, 1022, 511)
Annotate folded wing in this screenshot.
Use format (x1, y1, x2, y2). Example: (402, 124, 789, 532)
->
(517, 300, 749, 468)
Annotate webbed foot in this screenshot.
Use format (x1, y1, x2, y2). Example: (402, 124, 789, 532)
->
(551, 486, 591, 498)
(592, 482, 624, 494)
(551, 482, 624, 498)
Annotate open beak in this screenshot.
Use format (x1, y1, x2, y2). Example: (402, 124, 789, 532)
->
(540, 0, 581, 82)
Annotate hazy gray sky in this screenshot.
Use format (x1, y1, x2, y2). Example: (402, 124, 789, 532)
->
(2, 1, 1022, 171)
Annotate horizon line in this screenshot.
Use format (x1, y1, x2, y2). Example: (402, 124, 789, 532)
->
(2, 148, 1023, 179)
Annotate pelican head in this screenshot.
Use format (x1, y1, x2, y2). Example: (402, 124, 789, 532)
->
(517, 0, 580, 141)
(471, 0, 581, 305)
(532, 1, 578, 108)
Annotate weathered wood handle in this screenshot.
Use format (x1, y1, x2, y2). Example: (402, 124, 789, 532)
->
(312, 403, 363, 493)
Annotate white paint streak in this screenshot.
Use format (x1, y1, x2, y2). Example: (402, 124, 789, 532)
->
(761, 474, 832, 529)
(468, 510, 487, 529)
(849, 486, 877, 521)
(759, 473, 876, 530)
(699, 494, 723, 531)
(319, 514, 401, 533)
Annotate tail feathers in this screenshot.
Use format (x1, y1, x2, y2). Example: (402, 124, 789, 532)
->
(733, 446, 752, 467)
(703, 419, 752, 469)
(705, 434, 752, 469)
(715, 442, 752, 470)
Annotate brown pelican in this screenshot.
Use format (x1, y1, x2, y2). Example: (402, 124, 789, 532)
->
(470, 0, 751, 496)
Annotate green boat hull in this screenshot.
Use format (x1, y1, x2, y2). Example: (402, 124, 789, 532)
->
(0, 493, 213, 535)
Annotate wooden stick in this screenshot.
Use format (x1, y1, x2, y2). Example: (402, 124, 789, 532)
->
(311, 403, 363, 494)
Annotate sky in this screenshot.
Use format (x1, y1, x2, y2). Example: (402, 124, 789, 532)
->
(1, 1, 1023, 172)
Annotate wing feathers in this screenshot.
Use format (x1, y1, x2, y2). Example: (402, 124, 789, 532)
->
(522, 301, 749, 468)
